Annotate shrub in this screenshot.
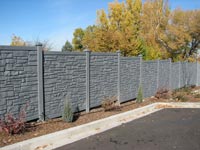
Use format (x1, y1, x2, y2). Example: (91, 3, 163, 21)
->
(101, 96, 119, 111)
(155, 88, 171, 99)
(176, 94, 188, 102)
(136, 85, 143, 103)
(62, 97, 73, 123)
(0, 104, 28, 135)
(194, 94, 200, 98)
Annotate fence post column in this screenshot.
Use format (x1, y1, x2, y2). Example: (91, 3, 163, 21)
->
(117, 50, 121, 104)
(156, 60, 160, 90)
(169, 58, 172, 89)
(36, 43, 44, 121)
(84, 49, 90, 113)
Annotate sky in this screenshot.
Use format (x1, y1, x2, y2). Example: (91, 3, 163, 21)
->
(0, 0, 199, 51)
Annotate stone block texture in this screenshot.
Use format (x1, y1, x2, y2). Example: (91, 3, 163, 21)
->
(0, 47, 38, 121)
(43, 52, 86, 119)
(142, 61, 158, 98)
(120, 57, 140, 102)
(198, 64, 200, 86)
(187, 63, 197, 86)
(171, 62, 180, 89)
(158, 60, 170, 89)
(1, 46, 199, 121)
(180, 62, 188, 87)
(89, 53, 118, 107)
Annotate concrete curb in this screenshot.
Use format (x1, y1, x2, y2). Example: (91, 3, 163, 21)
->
(1, 102, 200, 150)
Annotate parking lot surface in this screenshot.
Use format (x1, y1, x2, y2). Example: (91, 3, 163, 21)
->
(57, 108, 200, 150)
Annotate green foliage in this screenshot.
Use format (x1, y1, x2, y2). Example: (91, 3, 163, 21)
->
(136, 85, 143, 103)
(62, 40, 73, 51)
(62, 97, 73, 123)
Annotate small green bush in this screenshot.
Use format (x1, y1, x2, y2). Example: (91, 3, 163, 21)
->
(62, 97, 73, 123)
(136, 85, 143, 103)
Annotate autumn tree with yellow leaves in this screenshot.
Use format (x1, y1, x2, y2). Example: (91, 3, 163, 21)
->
(72, 0, 200, 61)
(10, 34, 26, 46)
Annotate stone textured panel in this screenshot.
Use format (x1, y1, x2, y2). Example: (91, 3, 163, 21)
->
(89, 54, 118, 107)
(158, 60, 170, 89)
(120, 57, 140, 102)
(0, 48, 38, 121)
(43, 53, 86, 119)
(171, 62, 180, 89)
(142, 61, 158, 98)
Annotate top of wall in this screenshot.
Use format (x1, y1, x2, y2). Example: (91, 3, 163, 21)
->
(0, 45, 36, 51)
(44, 51, 85, 56)
(44, 51, 118, 56)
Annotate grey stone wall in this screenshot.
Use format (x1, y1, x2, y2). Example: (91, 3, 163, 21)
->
(158, 60, 170, 89)
(171, 62, 180, 89)
(120, 57, 140, 102)
(187, 63, 197, 86)
(0, 46, 38, 121)
(180, 62, 187, 87)
(198, 63, 200, 86)
(142, 61, 158, 98)
(43, 52, 86, 119)
(1, 46, 200, 121)
(89, 53, 118, 107)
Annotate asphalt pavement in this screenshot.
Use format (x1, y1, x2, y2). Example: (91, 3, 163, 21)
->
(56, 108, 200, 150)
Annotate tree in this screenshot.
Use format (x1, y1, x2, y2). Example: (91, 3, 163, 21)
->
(72, 28, 85, 51)
(82, 0, 143, 56)
(141, 0, 200, 61)
(154, 9, 200, 61)
(10, 34, 26, 46)
(82, 25, 97, 50)
(141, 0, 170, 60)
(73, 0, 200, 61)
(62, 40, 73, 51)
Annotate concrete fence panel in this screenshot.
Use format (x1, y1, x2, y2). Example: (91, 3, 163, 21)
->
(198, 63, 200, 86)
(43, 51, 86, 119)
(187, 63, 197, 86)
(120, 57, 140, 102)
(171, 62, 180, 90)
(142, 60, 158, 98)
(0, 46, 38, 121)
(180, 62, 188, 87)
(158, 60, 170, 89)
(89, 53, 118, 107)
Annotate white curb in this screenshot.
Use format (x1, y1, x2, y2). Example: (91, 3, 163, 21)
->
(1, 102, 200, 150)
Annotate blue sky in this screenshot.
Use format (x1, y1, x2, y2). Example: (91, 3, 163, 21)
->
(0, 0, 199, 51)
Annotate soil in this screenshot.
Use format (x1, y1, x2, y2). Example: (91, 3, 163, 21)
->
(1, 86, 200, 147)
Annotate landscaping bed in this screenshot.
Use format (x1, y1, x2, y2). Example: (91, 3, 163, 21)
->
(1, 86, 200, 147)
